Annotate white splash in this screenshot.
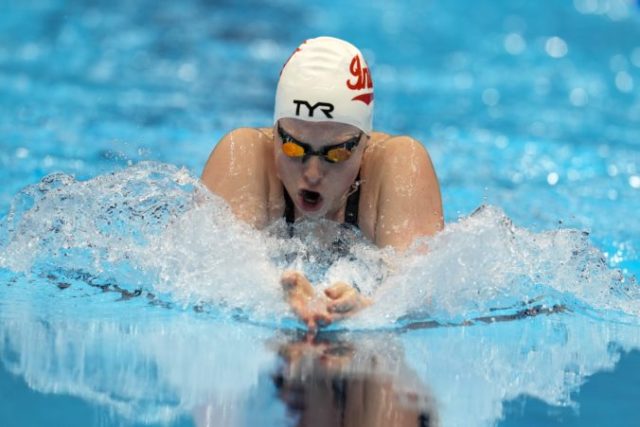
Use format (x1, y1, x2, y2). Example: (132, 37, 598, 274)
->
(0, 162, 637, 328)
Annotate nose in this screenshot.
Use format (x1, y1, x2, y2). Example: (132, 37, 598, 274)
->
(302, 156, 324, 186)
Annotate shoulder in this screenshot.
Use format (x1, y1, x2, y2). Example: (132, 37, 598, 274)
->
(359, 132, 443, 248)
(203, 127, 274, 170)
(368, 132, 430, 153)
(214, 127, 273, 152)
(363, 132, 433, 172)
(200, 126, 282, 228)
(201, 126, 276, 186)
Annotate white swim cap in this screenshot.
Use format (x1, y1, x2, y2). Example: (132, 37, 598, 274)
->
(274, 37, 374, 134)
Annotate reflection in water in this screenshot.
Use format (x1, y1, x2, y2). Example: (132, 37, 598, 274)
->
(401, 316, 640, 427)
(0, 303, 279, 425)
(1, 296, 640, 427)
(270, 334, 435, 427)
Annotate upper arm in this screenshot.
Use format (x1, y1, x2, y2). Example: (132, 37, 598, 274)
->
(373, 136, 444, 250)
(200, 128, 272, 228)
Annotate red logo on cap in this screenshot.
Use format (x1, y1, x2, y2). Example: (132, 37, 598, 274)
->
(346, 55, 374, 105)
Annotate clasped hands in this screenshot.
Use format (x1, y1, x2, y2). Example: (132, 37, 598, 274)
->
(281, 270, 372, 334)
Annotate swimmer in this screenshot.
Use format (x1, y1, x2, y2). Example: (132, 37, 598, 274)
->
(201, 37, 443, 332)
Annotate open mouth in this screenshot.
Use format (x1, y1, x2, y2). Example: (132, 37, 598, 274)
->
(298, 189, 323, 211)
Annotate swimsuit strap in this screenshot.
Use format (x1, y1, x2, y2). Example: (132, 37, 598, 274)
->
(283, 173, 360, 227)
(283, 186, 296, 224)
(344, 174, 360, 226)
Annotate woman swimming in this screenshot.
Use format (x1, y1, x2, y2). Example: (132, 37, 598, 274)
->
(201, 37, 443, 332)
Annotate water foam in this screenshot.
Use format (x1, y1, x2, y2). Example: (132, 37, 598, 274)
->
(0, 162, 637, 329)
(361, 205, 639, 327)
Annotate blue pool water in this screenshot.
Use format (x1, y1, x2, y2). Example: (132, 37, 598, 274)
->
(1, 1, 640, 426)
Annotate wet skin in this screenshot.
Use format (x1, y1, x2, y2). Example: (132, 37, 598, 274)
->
(201, 118, 444, 331)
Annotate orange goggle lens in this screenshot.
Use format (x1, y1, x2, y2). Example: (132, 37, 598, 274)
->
(325, 147, 352, 163)
(282, 141, 306, 158)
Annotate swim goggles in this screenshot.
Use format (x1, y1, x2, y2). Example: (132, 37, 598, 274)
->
(277, 123, 362, 163)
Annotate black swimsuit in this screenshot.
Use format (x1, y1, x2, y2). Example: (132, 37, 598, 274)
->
(283, 175, 360, 227)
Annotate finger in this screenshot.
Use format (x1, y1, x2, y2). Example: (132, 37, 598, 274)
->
(315, 310, 333, 327)
(327, 289, 357, 311)
(328, 299, 355, 314)
(328, 293, 373, 314)
(288, 298, 331, 333)
(291, 302, 322, 326)
(306, 318, 317, 335)
(324, 282, 352, 299)
(281, 270, 314, 297)
(280, 270, 304, 289)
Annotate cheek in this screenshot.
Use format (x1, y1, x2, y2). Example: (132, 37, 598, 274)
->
(345, 153, 363, 180)
(328, 161, 360, 195)
(275, 153, 297, 182)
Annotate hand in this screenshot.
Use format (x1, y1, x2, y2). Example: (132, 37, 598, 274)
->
(325, 282, 372, 319)
(281, 270, 332, 334)
(281, 271, 373, 334)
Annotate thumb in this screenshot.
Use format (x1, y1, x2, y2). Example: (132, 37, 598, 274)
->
(324, 282, 352, 299)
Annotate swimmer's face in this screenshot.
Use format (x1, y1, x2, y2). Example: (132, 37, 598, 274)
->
(274, 118, 368, 221)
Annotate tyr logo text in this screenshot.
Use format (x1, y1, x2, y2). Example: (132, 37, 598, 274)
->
(293, 100, 335, 118)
